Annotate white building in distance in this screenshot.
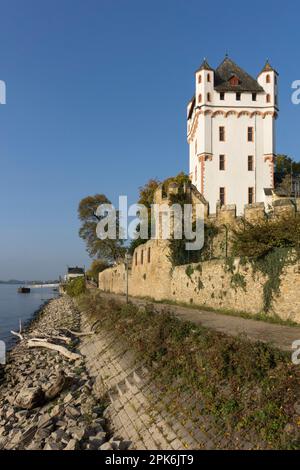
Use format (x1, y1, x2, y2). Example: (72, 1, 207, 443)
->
(64, 266, 85, 282)
(187, 56, 278, 215)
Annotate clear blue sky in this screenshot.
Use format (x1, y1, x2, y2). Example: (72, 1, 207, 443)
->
(0, 0, 299, 280)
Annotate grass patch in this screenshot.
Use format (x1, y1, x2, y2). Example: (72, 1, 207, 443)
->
(78, 291, 300, 449)
(138, 296, 299, 328)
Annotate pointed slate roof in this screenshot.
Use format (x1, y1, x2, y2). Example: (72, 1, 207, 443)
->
(214, 57, 264, 93)
(196, 58, 214, 72)
(259, 59, 278, 75)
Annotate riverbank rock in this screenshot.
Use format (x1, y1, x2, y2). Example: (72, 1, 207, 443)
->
(15, 386, 45, 410)
(0, 296, 131, 451)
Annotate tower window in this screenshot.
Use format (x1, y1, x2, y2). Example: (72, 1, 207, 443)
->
(198, 74, 202, 84)
(219, 126, 225, 142)
(141, 250, 143, 265)
(207, 73, 211, 82)
(266, 74, 271, 83)
(248, 155, 254, 171)
(147, 247, 151, 263)
(252, 93, 257, 101)
(266, 94, 271, 103)
(219, 155, 225, 171)
(236, 92, 241, 101)
(219, 187, 225, 206)
(198, 93, 202, 103)
(135, 252, 137, 266)
(247, 127, 254, 142)
(220, 92, 225, 100)
(207, 92, 211, 102)
(248, 187, 254, 204)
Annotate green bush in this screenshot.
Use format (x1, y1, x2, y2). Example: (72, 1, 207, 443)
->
(66, 276, 86, 297)
(232, 215, 300, 259)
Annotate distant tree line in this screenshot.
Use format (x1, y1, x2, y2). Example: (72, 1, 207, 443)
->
(275, 154, 300, 196)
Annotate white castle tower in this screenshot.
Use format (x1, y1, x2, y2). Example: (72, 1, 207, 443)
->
(187, 56, 279, 215)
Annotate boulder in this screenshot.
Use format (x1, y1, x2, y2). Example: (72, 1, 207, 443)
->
(15, 386, 45, 410)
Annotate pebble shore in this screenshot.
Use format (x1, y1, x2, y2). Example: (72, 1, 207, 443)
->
(0, 296, 130, 451)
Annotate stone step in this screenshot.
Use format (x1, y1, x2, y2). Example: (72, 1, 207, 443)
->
(125, 374, 140, 395)
(116, 380, 128, 396)
(108, 387, 119, 403)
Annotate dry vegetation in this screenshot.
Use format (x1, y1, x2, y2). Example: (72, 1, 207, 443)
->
(78, 291, 300, 449)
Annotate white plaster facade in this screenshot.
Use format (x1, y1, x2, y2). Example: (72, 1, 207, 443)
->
(187, 57, 278, 215)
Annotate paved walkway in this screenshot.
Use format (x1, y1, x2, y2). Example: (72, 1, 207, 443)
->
(100, 292, 300, 352)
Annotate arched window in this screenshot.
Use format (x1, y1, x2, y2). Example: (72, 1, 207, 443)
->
(266, 94, 271, 103)
(207, 73, 211, 82)
(207, 92, 211, 102)
(266, 74, 271, 83)
(198, 74, 202, 84)
(198, 94, 202, 103)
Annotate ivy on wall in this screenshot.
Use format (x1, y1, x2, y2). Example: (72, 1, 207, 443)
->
(231, 216, 300, 312)
(251, 247, 297, 312)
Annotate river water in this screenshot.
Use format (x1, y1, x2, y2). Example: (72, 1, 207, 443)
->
(0, 284, 59, 348)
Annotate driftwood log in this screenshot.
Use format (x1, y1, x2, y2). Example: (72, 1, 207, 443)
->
(27, 339, 81, 361)
(11, 318, 24, 341)
(61, 327, 94, 337)
(10, 320, 81, 361)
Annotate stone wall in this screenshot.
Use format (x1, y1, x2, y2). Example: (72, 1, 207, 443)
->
(99, 239, 171, 300)
(169, 259, 265, 315)
(99, 240, 300, 323)
(99, 185, 300, 323)
(80, 322, 206, 450)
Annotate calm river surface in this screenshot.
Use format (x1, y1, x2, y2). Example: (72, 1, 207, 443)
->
(0, 284, 59, 347)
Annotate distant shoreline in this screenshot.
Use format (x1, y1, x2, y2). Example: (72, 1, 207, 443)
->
(0, 281, 59, 285)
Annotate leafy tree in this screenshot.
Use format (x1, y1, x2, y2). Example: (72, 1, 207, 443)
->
(86, 259, 109, 284)
(275, 154, 300, 187)
(78, 194, 125, 262)
(138, 178, 161, 208)
(276, 174, 292, 196)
